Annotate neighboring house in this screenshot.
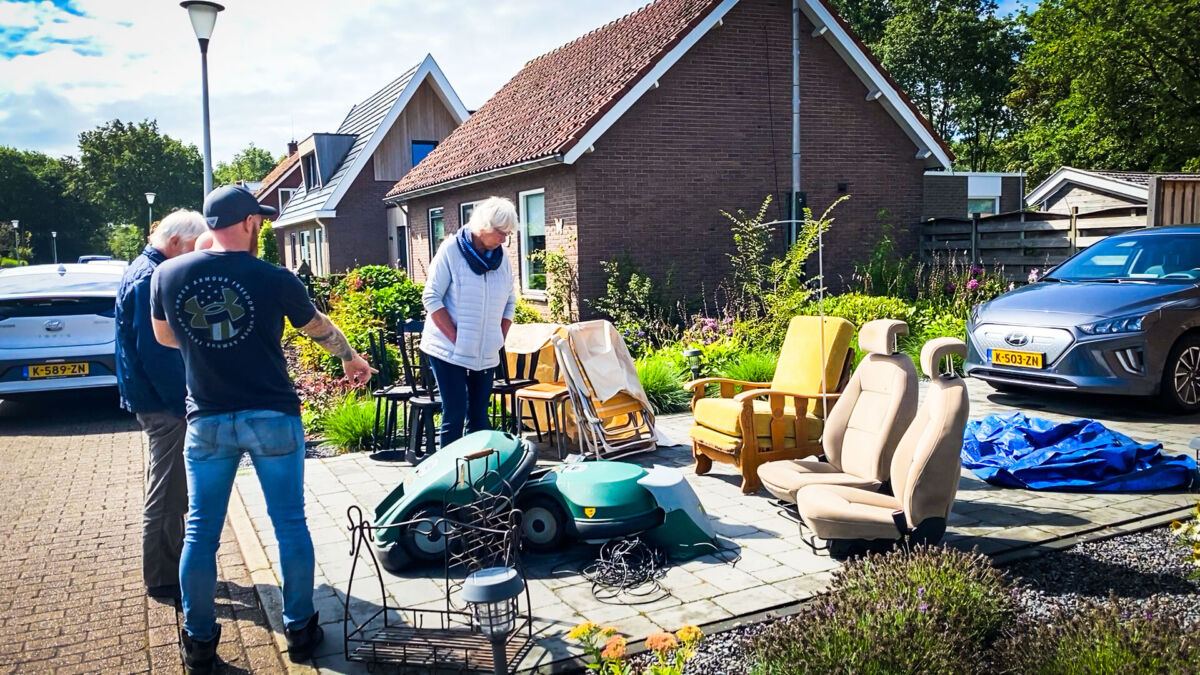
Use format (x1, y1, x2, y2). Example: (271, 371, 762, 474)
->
(273, 54, 468, 274)
(386, 0, 952, 315)
(254, 141, 302, 219)
(923, 171, 1025, 220)
(1027, 166, 1200, 224)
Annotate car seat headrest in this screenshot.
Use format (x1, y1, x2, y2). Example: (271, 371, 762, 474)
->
(921, 338, 966, 378)
(859, 319, 908, 355)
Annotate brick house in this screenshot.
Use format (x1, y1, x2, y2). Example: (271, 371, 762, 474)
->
(273, 54, 468, 274)
(922, 171, 1026, 221)
(254, 141, 302, 220)
(385, 0, 951, 316)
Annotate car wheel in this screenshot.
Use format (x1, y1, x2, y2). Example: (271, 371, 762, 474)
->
(518, 496, 567, 553)
(402, 504, 450, 564)
(1161, 334, 1200, 413)
(374, 542, 411, 576)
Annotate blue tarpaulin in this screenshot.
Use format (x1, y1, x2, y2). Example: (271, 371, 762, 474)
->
(961, 412, 1199, 492)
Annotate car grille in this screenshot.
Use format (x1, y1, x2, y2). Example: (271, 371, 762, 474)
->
(971, 324, 1075, 365)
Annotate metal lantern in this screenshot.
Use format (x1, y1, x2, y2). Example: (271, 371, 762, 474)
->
(462, 566, 524, 675)
(683, 348, 703, 381)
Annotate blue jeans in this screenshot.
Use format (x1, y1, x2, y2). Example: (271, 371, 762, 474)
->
(428, 356, 494, 447)
(180, 410, 314, 641)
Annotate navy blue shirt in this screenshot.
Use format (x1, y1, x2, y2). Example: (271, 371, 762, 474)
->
(150, 250, 317, 419)
(116, 244, 187, 416)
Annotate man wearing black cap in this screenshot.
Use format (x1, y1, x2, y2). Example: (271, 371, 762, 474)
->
(150, 185, 375, 673)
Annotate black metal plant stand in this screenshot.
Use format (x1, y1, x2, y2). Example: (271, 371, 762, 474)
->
(342, 452, 533, 673)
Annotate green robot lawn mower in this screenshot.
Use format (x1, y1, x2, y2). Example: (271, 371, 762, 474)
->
(371, 431, 718, 575)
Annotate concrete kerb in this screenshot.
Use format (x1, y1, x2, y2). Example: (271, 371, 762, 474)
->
(228, 485, 318, 675)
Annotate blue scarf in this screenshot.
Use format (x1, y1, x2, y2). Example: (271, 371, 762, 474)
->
(456, 227, 504, 275)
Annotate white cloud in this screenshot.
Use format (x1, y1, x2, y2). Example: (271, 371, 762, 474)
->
(0, 0, 650, 164)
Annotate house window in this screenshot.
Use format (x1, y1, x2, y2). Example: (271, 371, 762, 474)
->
(519, 189, 546, 292)
(412, 141, 437, 167)
(303, 154, 319, 190)
(289, 233, 297, 268)
(279, 187, 296, 210)
(967, 197, 999, 217)
(428, 207, 446, 259)
(460, 201, 478, 228)
(300, 231, 311, 270)
(314, 228, 325, 276)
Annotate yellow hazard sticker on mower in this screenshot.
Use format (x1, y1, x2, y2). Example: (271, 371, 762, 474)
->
(583, 507, 596, 518)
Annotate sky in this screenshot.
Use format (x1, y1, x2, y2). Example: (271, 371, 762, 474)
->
(0, 0, 1037, 166)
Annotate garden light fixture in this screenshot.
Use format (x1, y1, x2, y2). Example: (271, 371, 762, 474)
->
(10, 220, 18, 259)
(180, 1, 224, 197)
(462, 566, 524, 675)
(683, 348, 703, 381)
(145, 192, 156, 233)
(51, 231, 57, 264)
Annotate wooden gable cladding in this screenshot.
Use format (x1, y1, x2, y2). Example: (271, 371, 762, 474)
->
(373, 78, 461, 182)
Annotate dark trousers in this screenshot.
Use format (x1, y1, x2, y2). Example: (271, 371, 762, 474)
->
(428, 356, 494, 448)
(136, 411, 188, 590)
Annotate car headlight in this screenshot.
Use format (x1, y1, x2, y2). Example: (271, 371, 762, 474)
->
(1079, 314, 1145, 335)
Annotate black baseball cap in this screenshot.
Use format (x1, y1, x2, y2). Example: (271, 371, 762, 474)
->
(203, 184, 278, 230)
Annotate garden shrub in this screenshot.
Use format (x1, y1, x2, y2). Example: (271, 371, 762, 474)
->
(751, 546, 1013, 675)
(590, 256, 684, 356)
(991, 600, 1200, 674)
(0, 257, 27, 268)
(804, 292, 916, 333)
(513, 297, 542, 324)
(902, 313, 968, 378)
(635, 353, 690, 414)
(335, 264, 406, 295)
(320, 394, 377, 453)
(722, 351, 777, 384)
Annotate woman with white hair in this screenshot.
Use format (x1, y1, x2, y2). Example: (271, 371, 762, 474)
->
(419, 196, 517, 455)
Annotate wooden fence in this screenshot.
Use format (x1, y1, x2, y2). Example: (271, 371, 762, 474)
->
(1148, 176, 1200, 227)
(920, 206, 1147, 280)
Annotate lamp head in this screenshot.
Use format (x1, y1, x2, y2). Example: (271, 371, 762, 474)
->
(10, 220, 16, 230)
(180, 1, 224, 42)
(462, 566, 524, 639)
(683, 348, 702, 366)
(145, 192, 156, 205)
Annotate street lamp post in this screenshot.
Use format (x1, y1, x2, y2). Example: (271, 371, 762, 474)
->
(145, 192, 156, 234)
(181, 1, 224, 198)
(10, 220, 17, 260)
(51, 231, 57, 264)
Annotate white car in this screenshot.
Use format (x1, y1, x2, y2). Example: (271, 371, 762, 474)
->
(0, 263, 124, 395)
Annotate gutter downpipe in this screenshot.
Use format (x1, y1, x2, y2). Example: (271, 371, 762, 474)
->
(794, 0, 826, 418)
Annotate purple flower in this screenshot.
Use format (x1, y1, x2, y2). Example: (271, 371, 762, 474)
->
(917, 587, 925, 597)
(637, 331, 645, 337)
(966, 279, 980, 292)
(945, 282, 956, 294)
(1028, 268, 1041, 284)
(918, 603, 928, 613)
(971, 265, 984, 276)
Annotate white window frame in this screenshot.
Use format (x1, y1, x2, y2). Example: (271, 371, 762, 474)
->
(314, 228, 325, 276)
(518, 188, 547, 297)
(428, 207, 445, 260)
(459, 200, 479, 229)
(289, 232, 297, 269)
(966, 196, 1000, 217)
(303, 154, 320, 190)
(300, 231, 311, 269)
(278, 187, 296, 211)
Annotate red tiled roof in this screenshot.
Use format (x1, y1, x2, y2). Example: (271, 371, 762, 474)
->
(254, 152, 300, 199)
(388, 0, 719, 197)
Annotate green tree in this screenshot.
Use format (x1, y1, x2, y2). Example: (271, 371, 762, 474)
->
(0, 146, 106, 263)
(108, 224, 145, 261)
(871, 0, 1026, 171)
(830, 0, 896, 45)
(258, 219, 280, 264)
(215, 144, 280, 185)
(78, 119, 203, 232)
(1006, 0, 1200, 181)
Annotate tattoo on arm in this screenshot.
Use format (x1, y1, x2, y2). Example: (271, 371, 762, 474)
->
(299, 312, 356, 361)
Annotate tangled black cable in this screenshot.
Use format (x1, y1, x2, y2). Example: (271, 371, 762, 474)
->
(580, 537, 669, 604)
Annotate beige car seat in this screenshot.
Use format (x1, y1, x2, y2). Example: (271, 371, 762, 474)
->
(795, 338, 970, 558)
(757, 320, 917, 502)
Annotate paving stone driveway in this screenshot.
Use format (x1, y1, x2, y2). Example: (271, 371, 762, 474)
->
(229, 378, 1199, 674)
(0, 390, 285, 674)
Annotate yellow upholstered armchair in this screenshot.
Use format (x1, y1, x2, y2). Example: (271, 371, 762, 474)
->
(686, 316, 856, 493)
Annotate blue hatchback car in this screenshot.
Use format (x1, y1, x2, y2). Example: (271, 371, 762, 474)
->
(965, 225, 1200, 412)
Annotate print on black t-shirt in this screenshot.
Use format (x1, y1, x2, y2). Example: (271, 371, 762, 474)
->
(175, 276, 256, 347)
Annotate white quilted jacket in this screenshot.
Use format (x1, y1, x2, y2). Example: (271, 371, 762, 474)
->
(420, 237, 516, 371)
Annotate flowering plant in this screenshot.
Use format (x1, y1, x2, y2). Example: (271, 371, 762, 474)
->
(1169, 502, 1200, 579)
(643, 625, 703, 675)
(569, 621, 704, 675)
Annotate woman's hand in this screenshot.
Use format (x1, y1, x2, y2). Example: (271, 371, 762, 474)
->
(431, 308, 458, 344)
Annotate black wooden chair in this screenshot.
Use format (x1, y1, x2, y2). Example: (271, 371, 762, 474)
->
(405, 342, 442, 462)
(491, 347, 539, 435)
(370, 321, 430, 461)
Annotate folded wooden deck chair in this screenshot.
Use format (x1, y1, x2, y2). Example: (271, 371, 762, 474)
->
(795, 338, 970, 558)
(552, 320, 664, 459)
(687, 316, 855, 493)
(506, 323, 570, 457)
(757, 320, 917, 503)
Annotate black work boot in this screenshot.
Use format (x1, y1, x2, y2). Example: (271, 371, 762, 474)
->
(285, 612, 325, 662)
(179, 625, 221, 675)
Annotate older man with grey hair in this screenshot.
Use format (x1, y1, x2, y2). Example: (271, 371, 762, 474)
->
(116, 208, 207, 599)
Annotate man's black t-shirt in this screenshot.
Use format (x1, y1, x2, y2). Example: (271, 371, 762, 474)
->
(150, 250, 317, 419)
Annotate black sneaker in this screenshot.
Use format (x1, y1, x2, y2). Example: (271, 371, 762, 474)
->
(285, 612, 324, 662)
(179, 625, 221, 675)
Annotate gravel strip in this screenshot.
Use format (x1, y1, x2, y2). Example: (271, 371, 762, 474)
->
(620, 524, 1198, 675)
